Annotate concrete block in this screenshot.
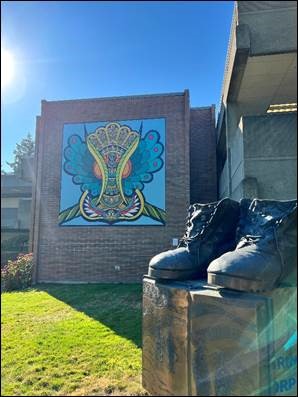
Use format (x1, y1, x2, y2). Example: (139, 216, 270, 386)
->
(142, 277, 297, 396)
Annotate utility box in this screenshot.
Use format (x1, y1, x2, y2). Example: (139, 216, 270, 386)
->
(142, 277, 297, 396)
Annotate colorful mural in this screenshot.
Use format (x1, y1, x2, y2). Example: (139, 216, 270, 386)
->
(59, 118, 166, 226)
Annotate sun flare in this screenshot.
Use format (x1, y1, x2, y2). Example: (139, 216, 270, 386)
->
(1, 49, 15, 87)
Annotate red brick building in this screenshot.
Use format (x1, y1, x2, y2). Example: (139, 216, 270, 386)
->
(31, 91, 216, 283)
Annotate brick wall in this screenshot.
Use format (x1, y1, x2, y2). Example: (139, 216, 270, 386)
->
(190, 106, 217, 204)
(33, 92, 191, 283)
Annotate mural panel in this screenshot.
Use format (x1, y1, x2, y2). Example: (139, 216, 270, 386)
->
(59, 118, 166, 226)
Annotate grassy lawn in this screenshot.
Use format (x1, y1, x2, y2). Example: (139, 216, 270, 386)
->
(1, 284, 148, 396)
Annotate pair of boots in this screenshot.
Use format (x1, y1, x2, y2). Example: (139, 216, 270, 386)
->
(148, 198, 297, 292)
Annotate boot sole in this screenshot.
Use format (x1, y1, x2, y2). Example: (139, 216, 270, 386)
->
(148, 267, 200, 281)
(208, 273, 274, 293)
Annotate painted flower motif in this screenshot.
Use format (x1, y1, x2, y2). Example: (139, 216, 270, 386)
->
(59, 121, 166, 226)
(63, 129, 164, 197)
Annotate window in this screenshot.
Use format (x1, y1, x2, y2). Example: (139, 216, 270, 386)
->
(1, 208, 18, 229)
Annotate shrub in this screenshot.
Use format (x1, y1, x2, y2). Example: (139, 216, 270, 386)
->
(1, 253, 33, 292)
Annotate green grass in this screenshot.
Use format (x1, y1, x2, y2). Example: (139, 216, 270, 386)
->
(1, 284, 148, 396)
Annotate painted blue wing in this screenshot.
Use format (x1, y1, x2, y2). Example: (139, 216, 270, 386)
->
(63, 135, 102, 196)
(123, 130, 164, 196)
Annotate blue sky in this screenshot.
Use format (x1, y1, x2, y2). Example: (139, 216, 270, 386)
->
(1, 1, 234, 171)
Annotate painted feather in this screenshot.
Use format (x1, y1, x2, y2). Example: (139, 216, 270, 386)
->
(123, 130, 164, 196)
(63, 134, 102, 196)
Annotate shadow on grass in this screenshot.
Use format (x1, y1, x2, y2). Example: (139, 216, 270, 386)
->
(36, 283, 143, 348)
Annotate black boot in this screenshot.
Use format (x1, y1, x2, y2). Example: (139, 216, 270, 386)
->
(148, 198, 240, 281)
(207, 198, 297, 292)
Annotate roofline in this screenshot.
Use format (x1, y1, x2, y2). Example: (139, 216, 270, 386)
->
(1, 193, 32, 198)
(41, 90, 189, 105)
(191, 104, 216, 110)
(1, 227, 30, 232)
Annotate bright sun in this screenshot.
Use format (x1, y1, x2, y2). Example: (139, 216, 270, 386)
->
(1, 49, 15, 87)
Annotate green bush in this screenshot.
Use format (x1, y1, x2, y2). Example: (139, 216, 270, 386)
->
(1, 253, 33, 292)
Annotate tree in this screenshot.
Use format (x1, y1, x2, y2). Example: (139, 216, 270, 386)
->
(1, 164, 7, 175)
(6, 133, 35, 175)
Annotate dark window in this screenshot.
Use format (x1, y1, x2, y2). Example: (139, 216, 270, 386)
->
(19, 199, 31, 229)
(1, 208, 18, 229)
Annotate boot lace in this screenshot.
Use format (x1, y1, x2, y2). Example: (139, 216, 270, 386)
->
(178, 205, 217, 247)
(237, 234, 262, 248)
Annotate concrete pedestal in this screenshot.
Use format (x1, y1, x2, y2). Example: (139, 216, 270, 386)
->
(142, 277, 297, 396)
